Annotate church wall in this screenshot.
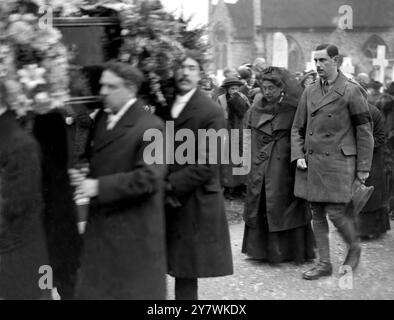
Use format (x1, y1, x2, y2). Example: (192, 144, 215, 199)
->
(263, 28, 394, 76)
(228, 40, 254, 68)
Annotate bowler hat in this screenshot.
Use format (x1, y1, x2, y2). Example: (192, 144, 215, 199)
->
(221, 77, 243, 88)
(385, 81, 394, 95)
(348, 179, 374, 216)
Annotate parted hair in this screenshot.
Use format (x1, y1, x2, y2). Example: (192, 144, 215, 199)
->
(104, 60, 145, 91)
(315, 44, 339, 58)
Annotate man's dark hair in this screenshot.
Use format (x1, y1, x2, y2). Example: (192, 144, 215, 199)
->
(315, 44, 339, 58)
(104, 60, 145, 91)
(183, 49, 205, 72)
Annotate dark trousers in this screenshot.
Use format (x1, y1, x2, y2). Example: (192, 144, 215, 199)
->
(175, 278, 198, 300)
(309, 202, 359, 263)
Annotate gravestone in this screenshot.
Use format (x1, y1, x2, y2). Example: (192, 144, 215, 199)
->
(305, 51, 317, 72)
(341, 56, 355, 78)
(272, 32, 288, 68)
(372, 45, 389, 84)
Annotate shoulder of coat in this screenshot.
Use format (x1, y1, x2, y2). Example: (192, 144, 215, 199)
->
(347, 78, 360, 87)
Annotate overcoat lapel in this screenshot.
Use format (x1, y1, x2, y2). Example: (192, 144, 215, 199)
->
(173, 90, 200, 128)
(93, 101, 144, 152)
(310, 72, 347, 113)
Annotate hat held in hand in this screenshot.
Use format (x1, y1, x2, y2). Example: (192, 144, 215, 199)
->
(348, 179, 374, 216)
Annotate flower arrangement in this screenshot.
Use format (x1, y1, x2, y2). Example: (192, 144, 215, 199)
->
(119, 0, 209, 107)
(0, 0, 209, 111)
(0, 4, 70, 116)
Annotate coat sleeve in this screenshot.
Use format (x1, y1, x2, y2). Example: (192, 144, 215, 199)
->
(227, 92, 250, 118)
(291, 89, 308, 163)
(167, 108, 225, 197)
(96, 122, 166, 205)
(348, 85, 374, 172)
(1, 137, 43, 222)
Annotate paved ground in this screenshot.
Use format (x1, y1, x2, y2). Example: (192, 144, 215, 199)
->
(167, 200, 394, 300)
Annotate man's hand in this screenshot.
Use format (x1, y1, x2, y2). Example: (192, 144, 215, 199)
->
(74, 179, 99, 201)
(68, 168, 90, 187)
(357, 171, 369, 184)
(297, 158, 308, 170)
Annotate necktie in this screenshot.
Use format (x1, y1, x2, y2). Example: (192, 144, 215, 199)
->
(323, 80, 329, 95)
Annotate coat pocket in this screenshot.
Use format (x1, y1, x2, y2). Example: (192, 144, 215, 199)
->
(341, 145, 357, 156)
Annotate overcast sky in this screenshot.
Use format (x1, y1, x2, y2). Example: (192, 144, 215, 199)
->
(160, 0, 209, 27)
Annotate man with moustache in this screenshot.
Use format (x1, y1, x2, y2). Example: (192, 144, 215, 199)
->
(165, 50, 233, 300)
(70, 61, 167, 299)
(291, 44, 374, 280)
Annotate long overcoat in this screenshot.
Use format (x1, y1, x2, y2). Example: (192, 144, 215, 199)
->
(32, 111, 82, 298)
(291, 72, 374, 203)
(0, 111, 49, 300)
(243, 94, 310, 232)
(217, 92, 250, 187)
(75, 100, 167, 300)
(362, 104, 387, 212)
(166, 89, 233, 279)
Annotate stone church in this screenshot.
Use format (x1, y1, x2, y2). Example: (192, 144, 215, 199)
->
(208, 0, 394, 81)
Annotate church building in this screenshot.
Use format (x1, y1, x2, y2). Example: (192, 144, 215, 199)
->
(208, 0, 394, 81)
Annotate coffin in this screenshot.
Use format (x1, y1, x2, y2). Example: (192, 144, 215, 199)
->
(54, 17, 121, 101)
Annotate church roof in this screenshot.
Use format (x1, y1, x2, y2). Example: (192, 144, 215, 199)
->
(260, 0, 394, 29)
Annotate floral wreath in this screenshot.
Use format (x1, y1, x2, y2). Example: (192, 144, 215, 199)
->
(0, 3, 69, 116)
(118, 0, 209, 108)
(0, 0, 208, 114)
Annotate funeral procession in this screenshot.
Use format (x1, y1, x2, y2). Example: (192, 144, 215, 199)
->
(1, 0, 394, 302)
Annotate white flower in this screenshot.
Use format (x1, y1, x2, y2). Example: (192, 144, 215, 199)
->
(34, 91, 50, 104)
(7, 20, 35, 44)
(17, 64, 47, 90)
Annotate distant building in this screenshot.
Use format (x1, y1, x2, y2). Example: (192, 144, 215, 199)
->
(208, 0, 394, 80)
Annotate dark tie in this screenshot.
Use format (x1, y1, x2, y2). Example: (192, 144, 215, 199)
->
(322, 80, 329, 95)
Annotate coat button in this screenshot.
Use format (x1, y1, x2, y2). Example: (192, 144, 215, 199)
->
(311, 113, 316, 117)
(309, 131, 313, 135)
(277, 156, 281, 160)
(328, 114, 332, 117)
(309, 150, 313, 155)
(326, 152, 330, 156)
(326, 133, 331, 137)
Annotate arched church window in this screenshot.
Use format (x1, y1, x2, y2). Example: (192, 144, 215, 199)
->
(363, 35, 389, 59)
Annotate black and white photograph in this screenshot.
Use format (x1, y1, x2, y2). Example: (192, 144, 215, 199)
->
(0, 0, 394, 304)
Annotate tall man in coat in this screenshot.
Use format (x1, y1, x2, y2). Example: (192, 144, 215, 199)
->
(165, 50, 233, 300)
(291, 44, 374, 280)
(0, 81, 50, 300)
(70, 62, 167, 299)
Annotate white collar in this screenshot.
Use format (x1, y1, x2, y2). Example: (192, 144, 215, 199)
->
(0, 108, 7, 117)
(175, 88, 197, 103)
(105, 98, 137, 119)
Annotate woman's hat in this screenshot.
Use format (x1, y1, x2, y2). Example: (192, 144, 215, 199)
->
(385, 81, 394, 95)
(300, 71, 317, 87)
(221, 77, 244, 88)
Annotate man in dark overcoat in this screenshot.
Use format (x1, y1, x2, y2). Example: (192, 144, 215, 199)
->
(0, 82, 50, 300)
(70, 62, 167, 300)
(291, 44, 374, 280)
(165, 50, 233, 300)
